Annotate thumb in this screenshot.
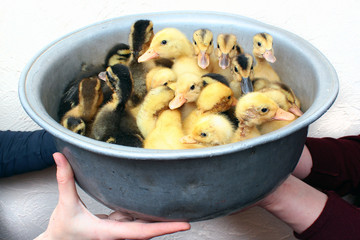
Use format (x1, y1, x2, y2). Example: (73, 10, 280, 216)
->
(53, 152, 79, 205)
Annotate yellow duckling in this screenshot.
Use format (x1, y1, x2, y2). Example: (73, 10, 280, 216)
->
(144, 109, 202, 150)
(136, 85, 175, 138)
(145, 66, 177, 91)
(140, 87, 202, 150)
(192, 28, 218, 72)
(138, 27, 208, 78)
(215, 33, 243, 70)
(232, 92, 295, 142)
(183, 80, 236, 135)
(181, 114, 235, 147)
(91, 64, 143, 147)
(256, 86, 303, 134)
(169, 73, 208, 110)
(230, 53, 254, 98)
(252, 78, 302, 116)
(61, 76, 104, 136)
(252, 33, 281, 82)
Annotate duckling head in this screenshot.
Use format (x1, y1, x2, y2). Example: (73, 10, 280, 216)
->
(193, 29, 214, 69)
(62, 116, 86, 136)
(181, 114, 234, 146)
(196, 81, 236, 113)
(169, 73, 206, 109)
(99, 64, 133, 107)
(128, 19, 154, 59)
(138, 28, 194, 62)
(215, 34, 242, 69)
(104, 43, 131, 67)
(235, 92, 295, 127)
(231, 54, 254, 94)
(253, 33, 276, 63)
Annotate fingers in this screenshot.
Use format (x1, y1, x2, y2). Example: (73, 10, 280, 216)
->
(108, 211, 135, 222)
(53, 152, 79, 205)
(98, 220, 191, 240)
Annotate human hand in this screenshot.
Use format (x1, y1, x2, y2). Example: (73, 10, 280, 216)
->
(35, 152, 191, 240)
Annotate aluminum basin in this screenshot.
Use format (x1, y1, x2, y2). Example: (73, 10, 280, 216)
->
(19, 11, 338, 222)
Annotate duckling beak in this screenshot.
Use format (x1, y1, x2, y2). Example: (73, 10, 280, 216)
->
(289, 105, 303, 117)
(273, 108, 295, 121)
(138, 48, 159, 62)
(98, 71, 107, 81)
(180, 135, 197, 144)
(198, 51, 210, 69)
(231, 97, 238, 107)
(263, 49, 276, 63)
(169, 93, 187, 109)
(219, 53, 230, 69)
(240, 77, 254, 94)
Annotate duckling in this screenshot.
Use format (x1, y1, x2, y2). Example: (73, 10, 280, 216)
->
(252, 78, 302, 116)
(90, 64, 143, 147)
(181, 114, 235, 147)
(183, 80, 236, 134)
(138, 27, 208, 79)
(61, 117, 86, 136)
(136, 85, 175, 138)
(104, 43, 131, 67)
(60, 76, 104, 136)
(252, 33, 281, 82)
(215, 33, 243, 70)
(58, 44, 132, 120)
(230, 53, 255, 98)
(192, 29, 218, 72)
(232, 92, 295, 142)
(145, 66, 177, 91)
(169, 73, 208, 110)
(256, 86, 303, 134)
(126, 19, 157, 109)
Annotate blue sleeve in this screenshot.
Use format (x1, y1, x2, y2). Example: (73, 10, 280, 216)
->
(0, 130, 57, 178)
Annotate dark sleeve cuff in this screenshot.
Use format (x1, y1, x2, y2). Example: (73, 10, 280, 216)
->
(0, 130, 57, 177)
(294, 191, 360, 240)
(304, 136, 360, 195)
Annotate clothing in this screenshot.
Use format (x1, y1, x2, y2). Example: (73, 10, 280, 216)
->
(0, 130, 56, 177)
(295, 135, 360, 240)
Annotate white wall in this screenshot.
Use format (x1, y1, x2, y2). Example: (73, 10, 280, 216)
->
(1, 0, 359, 239)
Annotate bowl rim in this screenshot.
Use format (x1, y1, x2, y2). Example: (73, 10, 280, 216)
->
(18, 10, 339, 160)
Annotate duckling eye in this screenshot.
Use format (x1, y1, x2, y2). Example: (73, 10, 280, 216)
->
(209, 40, 213, 45)
(193, 40, 197, 45)
(200, 132, 207, 137)
(163, 82, 168, 86)
(257, 42, 262, 47)
(217, 43, 220, 49)
(261, 107, 269, 113)
(161, 40, 167, 45)
(190, 85, 195, 90)
(234, 66, 239, 73)
(227, 96, 231, 100)
(232, 45, 235, 50)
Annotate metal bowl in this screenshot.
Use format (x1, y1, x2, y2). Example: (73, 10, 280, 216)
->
(19, 11, 338, 222)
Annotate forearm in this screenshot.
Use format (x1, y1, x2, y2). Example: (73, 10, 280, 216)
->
(0, 130, 56, 177)
(259, 175, 327, 234)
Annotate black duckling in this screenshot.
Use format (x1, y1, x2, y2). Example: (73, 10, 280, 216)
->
(60, 76, 104, 136)
(90, 64, 143, 147)
(126, 19, 156, 108)
(104, 43, 131, 67)
(58, 44, 131, 120)
(127, 20, 174, 109)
